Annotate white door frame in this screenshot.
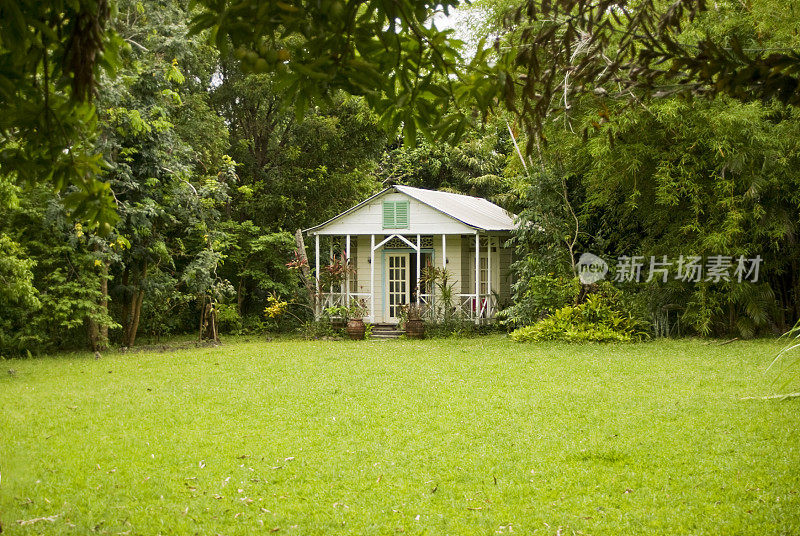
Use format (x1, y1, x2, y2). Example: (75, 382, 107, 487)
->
(385, 253, 410, 322)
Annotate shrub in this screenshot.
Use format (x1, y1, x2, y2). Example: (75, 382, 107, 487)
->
(499, 275, 581, 326)
(216, 303, 242, 333)
(424, 319, 493, 338)
(510, 294, 647, 343)
(299, 320, 339, 340)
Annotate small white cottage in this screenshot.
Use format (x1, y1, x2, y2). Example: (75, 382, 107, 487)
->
(304, 185, 518, 324)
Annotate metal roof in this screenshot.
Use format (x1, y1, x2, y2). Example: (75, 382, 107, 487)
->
(394, 185, 517, 231)
(304, 185, 518, 233)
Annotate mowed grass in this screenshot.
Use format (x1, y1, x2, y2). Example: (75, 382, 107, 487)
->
(1, 336, 798, 535)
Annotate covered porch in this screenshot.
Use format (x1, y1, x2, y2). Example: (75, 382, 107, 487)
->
(312, 232, 509, 324)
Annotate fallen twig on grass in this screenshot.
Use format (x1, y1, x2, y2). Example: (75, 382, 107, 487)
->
(704, 337, 739, 346)
(740, 392, 800, 401)
(18, 514, 59, 525)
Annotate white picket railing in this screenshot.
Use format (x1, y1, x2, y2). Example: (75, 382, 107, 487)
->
(319, 292, 496, 323)
(320, 292, 371, 316)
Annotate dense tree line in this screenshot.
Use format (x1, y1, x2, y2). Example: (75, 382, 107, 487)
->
(0, 0, 508, 353)
(1, 0, 799, 354)
(488, 0, 800, 337)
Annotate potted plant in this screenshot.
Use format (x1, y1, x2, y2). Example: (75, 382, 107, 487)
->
(345, 298, 368, 340)
(324, 305, 349, 330)
(404, 303, 425, 339)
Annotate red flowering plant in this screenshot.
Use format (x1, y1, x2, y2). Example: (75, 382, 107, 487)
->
(285, 250, 308, 270)
(319, 253, 355, 292)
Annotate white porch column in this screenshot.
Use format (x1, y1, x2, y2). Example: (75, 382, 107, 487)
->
(345, 234, 351, 306)
(416, 234, 421, 305)
(441, 234, 447, 271)
(441, 234, 446, 303)
(474, 233, 480, 325)
(329, 238, 334, 296)
(487, 235, 493, 318)
(315, 233, 320, 318)
(370, 234, 375, 323)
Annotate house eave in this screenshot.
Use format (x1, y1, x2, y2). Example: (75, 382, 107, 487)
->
(303, 185, 518, 235)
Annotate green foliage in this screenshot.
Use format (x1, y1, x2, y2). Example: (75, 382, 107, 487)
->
(377, 117, 517, 205)
(299, 319, 338, 340)
(211, 67, 387, 232)
(494, 0, 800, 149)
(0, 234, 40, 352)
(191, 0, 491, 147)
(423, 320, 490, 338)
(136, 270, 194, 342)
(0, 0, 123, 227)
(215, 303, 243, 333)
(506, 94, 800, 338)
(500, 275, 581, 327)
(511, 294, 648, 343)
(0, 235, 38, 309)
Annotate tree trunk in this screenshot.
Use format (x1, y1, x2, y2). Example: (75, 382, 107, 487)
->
(237, 278, 246, 316)
(121, 266, 130, 340)
(295, 228, 316, 310)
(99, 260, 109, 344)
(198, 294, 206, 341)
(122, 263, 147, 348)
(88, 259, 111, 351)
(87, 318, 100, 352)
(200, 299, 219, 342)
(126, 287, 144, 347)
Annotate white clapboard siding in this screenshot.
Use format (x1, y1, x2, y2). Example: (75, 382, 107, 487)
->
(312, 193, 475, 236)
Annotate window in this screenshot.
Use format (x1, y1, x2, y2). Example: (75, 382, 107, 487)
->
(382, 200, 409, 229)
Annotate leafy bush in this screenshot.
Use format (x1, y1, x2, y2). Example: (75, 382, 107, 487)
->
(499, 275, 580, 327)
(424, 319, 492, 338)
(510, 294, 647, 343)
(216, 303, 242, 333)
(299, 320, 339, 340)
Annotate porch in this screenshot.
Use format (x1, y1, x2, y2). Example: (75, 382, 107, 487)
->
(313, 232, 507, 325)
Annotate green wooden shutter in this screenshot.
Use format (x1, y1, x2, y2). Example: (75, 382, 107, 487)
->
(383, 201, 395, 228)
(383, 200, 409, 229)
(395, 201, 409, 228)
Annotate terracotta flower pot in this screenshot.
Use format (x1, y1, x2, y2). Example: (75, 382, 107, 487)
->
(346, 318, 366, 340)
(405, 319, 425, 339)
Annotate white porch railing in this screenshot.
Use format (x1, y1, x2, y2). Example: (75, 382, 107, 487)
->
(319, 292, 496, 323)
(320, 292, 371, 317)
(421, 293, 496, 321)
(457, 294, 496, 321)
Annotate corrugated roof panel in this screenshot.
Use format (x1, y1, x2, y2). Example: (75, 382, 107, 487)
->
(393, 185, 517, 231)
(304, 185, 518, 233)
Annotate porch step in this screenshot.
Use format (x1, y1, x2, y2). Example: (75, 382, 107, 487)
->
(370, 324, 403, 339)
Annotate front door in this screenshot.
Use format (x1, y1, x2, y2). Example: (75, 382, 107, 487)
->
(386, 253, 410, 322)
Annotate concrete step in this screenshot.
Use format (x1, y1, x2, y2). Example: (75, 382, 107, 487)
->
(370, 326, 403, 339)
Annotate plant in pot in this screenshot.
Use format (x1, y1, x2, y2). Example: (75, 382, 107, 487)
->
(324, 305, 349, 331)
(404, 303, 425, 339)
(345, 298, 368, 340)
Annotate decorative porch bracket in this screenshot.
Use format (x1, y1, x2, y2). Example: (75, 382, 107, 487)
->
(372, 233, 419, 252)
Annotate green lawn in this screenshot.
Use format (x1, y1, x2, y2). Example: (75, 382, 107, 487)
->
(1, 336, 798, 535)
